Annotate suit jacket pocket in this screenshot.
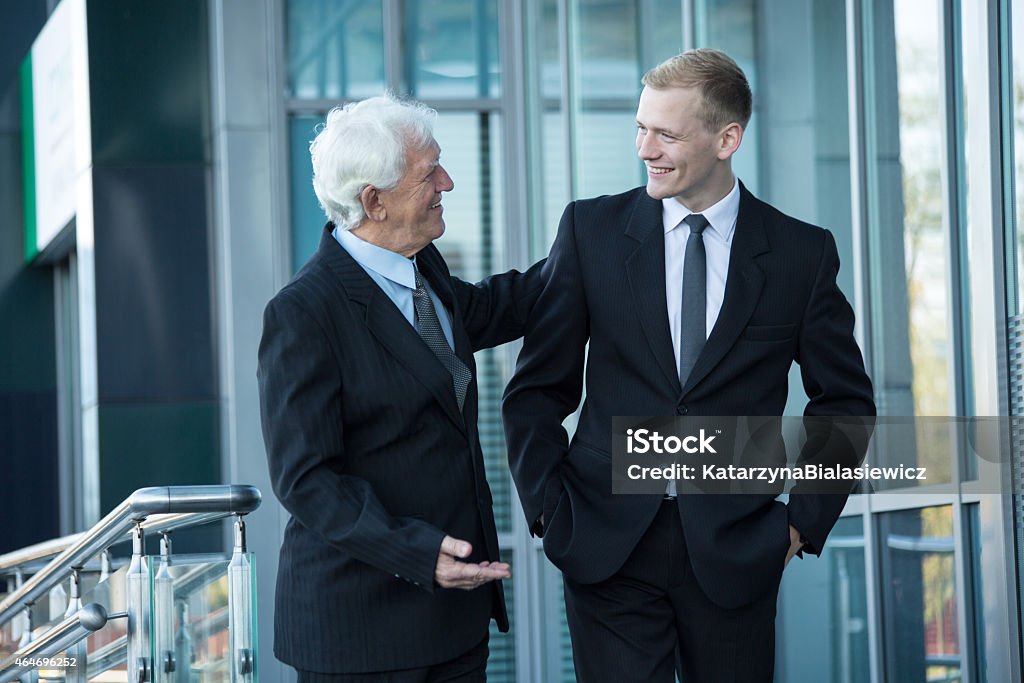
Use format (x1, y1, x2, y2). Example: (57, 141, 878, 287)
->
(542, 469, 564, 524)
(742, 323, 796, 342)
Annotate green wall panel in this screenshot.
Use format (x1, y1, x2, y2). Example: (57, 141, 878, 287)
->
(87, 0, 210, 164)
(0, 95, 54, 392)
(98, 400, 220, 514)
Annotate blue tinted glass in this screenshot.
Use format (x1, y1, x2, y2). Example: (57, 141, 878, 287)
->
(575, 111, 643, 199)
(863, 0, 954, 427)
(695, 0, 759, 193)
(879, 506, 960, 682)
(777, 515, 869, 682)
(287, 0, 385, 99)
(289, 115, 325, 272)
(432, 112, 514, 534)
(575, 0, 641, 99)
(406, 0, 501, 98)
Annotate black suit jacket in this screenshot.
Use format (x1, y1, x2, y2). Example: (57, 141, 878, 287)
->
(258, 225, 541, 673)
(502, 184, 875, 609)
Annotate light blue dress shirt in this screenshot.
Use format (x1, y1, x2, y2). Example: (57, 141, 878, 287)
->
(333, 226, 456, 348)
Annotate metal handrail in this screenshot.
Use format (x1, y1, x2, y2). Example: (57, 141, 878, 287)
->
(0, 603, 108, 683)
(0, 485, 260, 628)
(0, 512, 230, 577)
(0, 535, 86, 574)
(85, 633, 127, 679)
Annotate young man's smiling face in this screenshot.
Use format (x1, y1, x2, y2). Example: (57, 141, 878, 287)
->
(635, 85, 740, 212)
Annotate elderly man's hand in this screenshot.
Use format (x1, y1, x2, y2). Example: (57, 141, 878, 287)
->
(434, 535, 511, 590)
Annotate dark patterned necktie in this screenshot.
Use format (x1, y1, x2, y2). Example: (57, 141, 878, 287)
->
(678, 213, 709, 386)
(413, 267, 471, 410)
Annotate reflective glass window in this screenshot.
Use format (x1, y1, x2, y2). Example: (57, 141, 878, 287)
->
(288, 115, 324, 272)
(405, 0, 501, 98)
(287, 0, 385, 99)
(1012, 0, 1024, 313)
(573, 1, 644, 200)
(879, 506, 960, 682)
(1008, 0, 1024, 662)
(863, 0, 956, 486)
(576, 0, 640, 99)
(433, 112, 514, 534)
(695, 0, 760, 192)
(778, 516, 869, 682)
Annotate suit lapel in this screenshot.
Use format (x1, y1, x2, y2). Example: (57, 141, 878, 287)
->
(681, 184, 770, 394)
(624, 191, 683, 395)
(317, 226, 468, 433)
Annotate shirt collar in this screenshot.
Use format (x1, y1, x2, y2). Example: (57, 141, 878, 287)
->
(333, 225, 418, 289)
(662, 177, 740, 243)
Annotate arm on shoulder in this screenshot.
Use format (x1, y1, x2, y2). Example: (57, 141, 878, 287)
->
(451, 257, 547, 351)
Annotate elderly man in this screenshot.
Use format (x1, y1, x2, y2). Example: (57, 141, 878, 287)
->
(258, 94, 541, 681)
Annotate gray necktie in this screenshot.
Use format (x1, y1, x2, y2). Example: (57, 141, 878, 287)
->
(413, 267, 471, 410)
(678, 213, 709, 386)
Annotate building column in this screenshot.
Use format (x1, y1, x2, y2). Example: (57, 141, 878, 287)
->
(208, 1, 292, 680)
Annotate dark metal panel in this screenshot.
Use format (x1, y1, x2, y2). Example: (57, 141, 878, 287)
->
(92, 164, 215, 402)
(87, 0, 211, 165)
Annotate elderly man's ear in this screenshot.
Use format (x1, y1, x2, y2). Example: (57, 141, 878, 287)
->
(360, 185, 387, 222)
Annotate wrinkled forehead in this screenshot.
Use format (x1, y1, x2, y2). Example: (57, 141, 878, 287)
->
(404, 136, 442, 167)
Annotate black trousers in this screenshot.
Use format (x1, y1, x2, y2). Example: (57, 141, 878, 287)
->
(295, 634, 489, 683)
(563, 500, 779, 683)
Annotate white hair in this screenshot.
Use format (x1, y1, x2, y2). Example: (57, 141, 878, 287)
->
(310, 94, 437, 230)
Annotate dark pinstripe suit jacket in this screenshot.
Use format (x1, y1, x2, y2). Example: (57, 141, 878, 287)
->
(503, 184, 875, 609)
(258, 225, 540, 673)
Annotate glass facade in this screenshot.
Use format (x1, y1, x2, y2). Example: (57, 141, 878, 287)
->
(286, 0, 385, 99)
(404, 0, 501, 99)
(879, 506, 960, 682)
(3, 0, 1024, 679)
(1008, 0, 1024, 670)
(275, 0, 1023, 680)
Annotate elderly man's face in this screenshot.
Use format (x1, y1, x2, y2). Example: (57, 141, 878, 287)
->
(376, 138, 454, 256)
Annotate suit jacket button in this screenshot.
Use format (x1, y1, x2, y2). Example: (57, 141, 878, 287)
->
(677, 405, 688, 415)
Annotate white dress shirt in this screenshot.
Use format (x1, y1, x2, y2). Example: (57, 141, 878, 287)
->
(663, 178, 740, 379)
(662, 179, 739, 496)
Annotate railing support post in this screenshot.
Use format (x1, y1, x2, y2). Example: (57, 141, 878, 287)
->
(126, 523, 151, 683)
(228, 515, 254, 682)
(63, 568, 87, 683)
(153, 534, 175, 683)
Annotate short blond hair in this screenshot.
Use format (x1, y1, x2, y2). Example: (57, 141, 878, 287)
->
(642, 48, 752, 132)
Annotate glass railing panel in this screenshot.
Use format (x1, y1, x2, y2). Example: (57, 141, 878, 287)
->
(79, 563, 130, 682)
(0, 558, 124, 661)
(0, 598, 17, 661)
(227, 552, 256, 683)
(150, 556, 232, 683)
(0, 581, 73, 662)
